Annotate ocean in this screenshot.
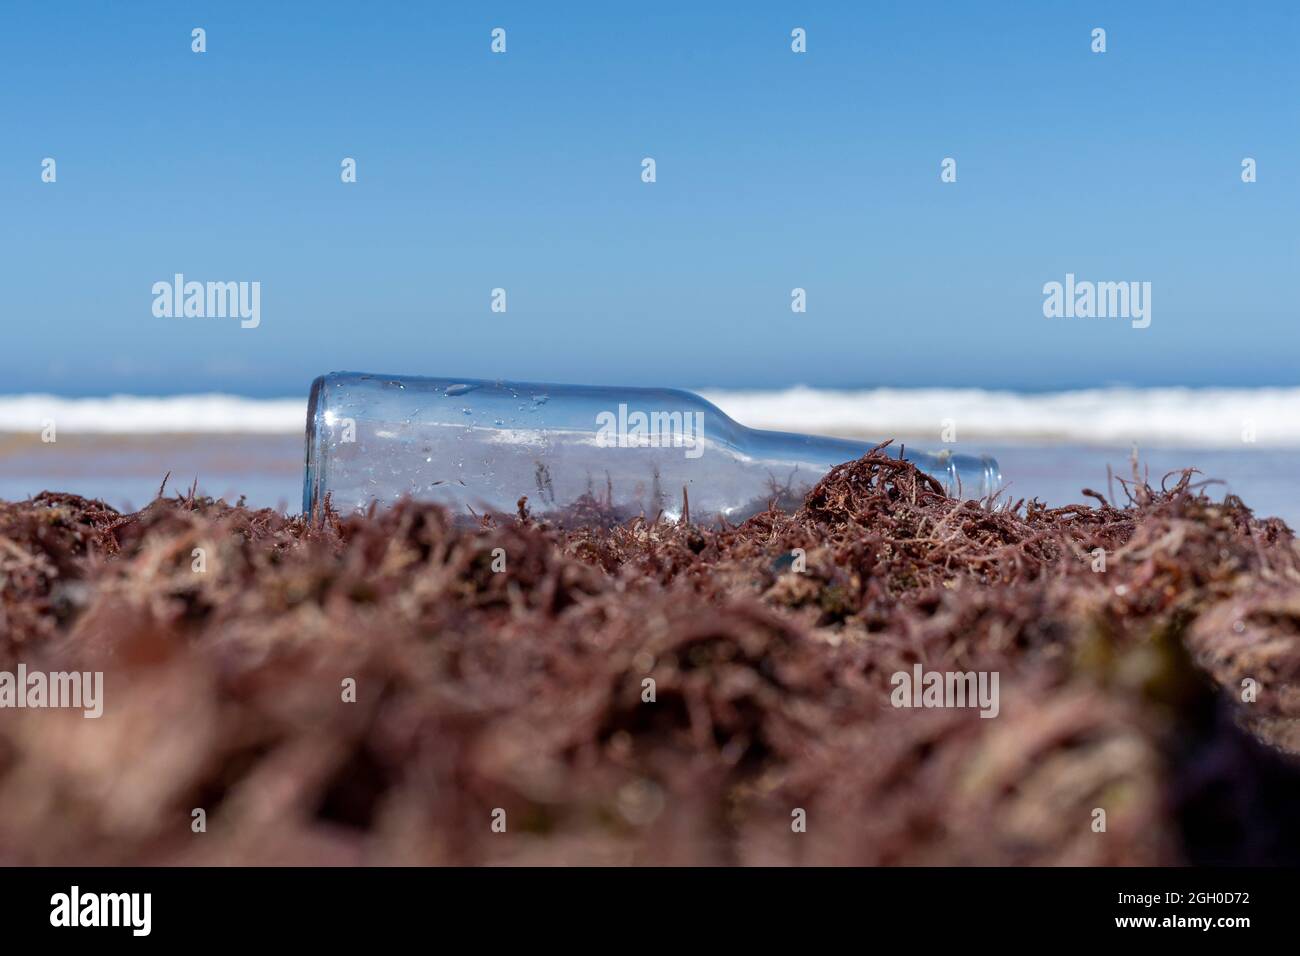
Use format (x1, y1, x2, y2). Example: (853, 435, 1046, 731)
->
(0, 387, 1295, 525)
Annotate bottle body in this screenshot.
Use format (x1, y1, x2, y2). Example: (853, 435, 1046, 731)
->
(304, 372, 1001, 523)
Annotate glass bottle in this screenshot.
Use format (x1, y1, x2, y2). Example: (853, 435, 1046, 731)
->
(303, 372, 1001, 524)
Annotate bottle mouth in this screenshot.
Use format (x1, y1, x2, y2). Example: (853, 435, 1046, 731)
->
(980, 455, 1003, 499)
(935, 450, 1002, 500)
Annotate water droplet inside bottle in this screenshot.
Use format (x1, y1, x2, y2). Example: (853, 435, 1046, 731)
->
(446, 383, 475, 396)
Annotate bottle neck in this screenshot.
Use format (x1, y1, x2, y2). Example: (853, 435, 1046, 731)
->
(739, 424, 877, 471)
(739, 425, 1000, 500)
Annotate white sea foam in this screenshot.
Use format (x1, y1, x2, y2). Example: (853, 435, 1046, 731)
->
(0, 387, 1296, 447)
(0, 394, 303, 434)
(699, 386, 1300, 448)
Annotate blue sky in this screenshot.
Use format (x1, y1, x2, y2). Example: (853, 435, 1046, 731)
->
(2, 0, 1296, 395)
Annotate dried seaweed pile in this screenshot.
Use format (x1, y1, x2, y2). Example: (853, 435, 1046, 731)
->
(1, 449, 1299, 865)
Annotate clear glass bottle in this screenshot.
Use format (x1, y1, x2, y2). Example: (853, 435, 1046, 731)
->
(303, 372, 1001, 524)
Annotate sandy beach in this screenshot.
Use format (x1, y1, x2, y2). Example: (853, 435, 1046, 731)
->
(1, 431, 1294, 527)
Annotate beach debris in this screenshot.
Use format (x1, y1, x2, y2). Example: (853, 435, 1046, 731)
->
(0, 448, 1297, 864)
